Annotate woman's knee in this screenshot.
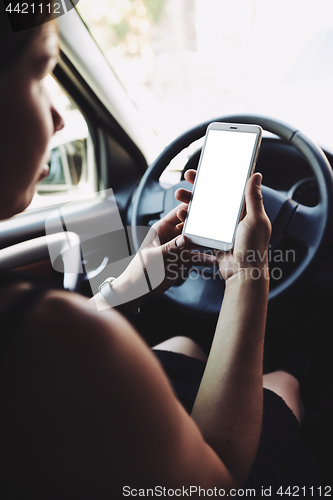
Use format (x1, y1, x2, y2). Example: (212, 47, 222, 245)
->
(153, 336, 207, 361)
(263, 370, 304, 424)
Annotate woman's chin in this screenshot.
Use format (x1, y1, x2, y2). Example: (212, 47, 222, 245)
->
(17, 196, 33, 217)
(0, 199, 29, 220)
(18, 189, 36, 215)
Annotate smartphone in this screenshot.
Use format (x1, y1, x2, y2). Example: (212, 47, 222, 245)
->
(183, 122, 262, 252)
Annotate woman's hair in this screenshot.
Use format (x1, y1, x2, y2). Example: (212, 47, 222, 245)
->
(0, 0, 55, 72)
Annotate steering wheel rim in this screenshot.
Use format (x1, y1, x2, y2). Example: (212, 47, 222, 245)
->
(0, 232, 84, 292)
(132, 114, 333, 316)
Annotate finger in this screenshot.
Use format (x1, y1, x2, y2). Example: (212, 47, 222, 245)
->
(184, 169, 197, 185)
(186, 241, 209, 252)
(176, 208, 187, 222)
(215, 248, 232, 260)
(175, 188, 192, 204)
(189, 252, 217, 265)
(160, 233, 217, 268)
(161, 233, 188, 256)
(171, 231, 205, 251)
(244, 173, 265, 220)
(160, 233, 206, 254)
(157, 202, 187, 227)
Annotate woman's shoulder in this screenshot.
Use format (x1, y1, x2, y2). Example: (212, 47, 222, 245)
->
(25, 286, 131, 347)
(0, 284, 152, 495)
(0, 279, 131, 366)
(30, 287, 128, 337)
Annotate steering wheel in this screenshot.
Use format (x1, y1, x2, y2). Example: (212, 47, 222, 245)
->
(131, 114, 333, 317)
(0, 232, 83, 292)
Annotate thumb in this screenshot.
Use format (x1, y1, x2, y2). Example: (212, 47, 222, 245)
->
(245, 172, 264, 220)
(161, 234, 187, 256)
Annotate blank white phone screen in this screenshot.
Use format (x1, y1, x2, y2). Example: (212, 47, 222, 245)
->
(185, 129, 257, 244)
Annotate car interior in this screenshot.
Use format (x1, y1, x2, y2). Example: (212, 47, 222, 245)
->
(0, 0, 332, 487)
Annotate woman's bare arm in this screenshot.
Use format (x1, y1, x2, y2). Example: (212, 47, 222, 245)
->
(191, 271, 269, 485)
(191, 173, 271, 485)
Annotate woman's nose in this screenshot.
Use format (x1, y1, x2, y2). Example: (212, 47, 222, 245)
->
(51, 105, 65, 133)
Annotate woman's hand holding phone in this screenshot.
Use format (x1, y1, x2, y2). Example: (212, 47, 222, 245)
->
(175, 169, 271, 281)
(101, 199, 218, 312)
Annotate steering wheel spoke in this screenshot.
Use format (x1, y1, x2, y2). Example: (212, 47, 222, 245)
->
(285, 203, 324, 250)
(261, 185, 299, 248)
(160, 180, 193, 218)
(135, 180, 166, 226)
(261, 185, 289, 223)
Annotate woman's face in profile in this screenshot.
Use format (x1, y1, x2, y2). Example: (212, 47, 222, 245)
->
(0, 22, 64, 220)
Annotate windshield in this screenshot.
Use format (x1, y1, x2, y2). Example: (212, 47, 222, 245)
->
(77, 0, 333, 152)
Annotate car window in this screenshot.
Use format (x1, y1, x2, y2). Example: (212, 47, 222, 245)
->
(76, 0, 333, 153)
(27, 75, 97, 211)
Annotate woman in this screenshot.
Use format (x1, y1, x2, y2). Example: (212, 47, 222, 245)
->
(0, 3, 321, 498)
